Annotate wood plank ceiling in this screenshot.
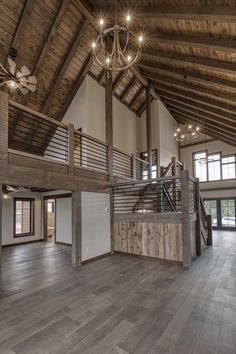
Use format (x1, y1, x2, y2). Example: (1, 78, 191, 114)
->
(1, 0, 236, 148)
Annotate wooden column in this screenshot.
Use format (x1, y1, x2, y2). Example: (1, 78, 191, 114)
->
(207, 215, 213, 246)
(72, 190, 82, 267)
(0, 91, 9, 165)
(0, 184, 2, 291)
(68, 123, 74, 175)
(146, 84, 152, 178)
(195, 178, 201, 256)
(105, 70, 113, 179)
(110, 190, 114, 253)
(181, 170, 192, 268)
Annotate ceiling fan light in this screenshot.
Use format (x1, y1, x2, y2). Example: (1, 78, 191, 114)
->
(7, 79, 18, 89)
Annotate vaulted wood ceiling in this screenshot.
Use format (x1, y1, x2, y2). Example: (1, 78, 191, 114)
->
(1, 0, 236, 148)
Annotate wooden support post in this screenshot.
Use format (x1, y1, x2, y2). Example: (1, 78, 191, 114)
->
(72, 190, 82, 267)
(146, 84, 152, 179)
(195, 178, 201, 256)
(207, 215, 213, 246)
(181, 170, 192, 268)
(171, 156, 177, 208)
(0, 184, 2, 291)
(105, 70, 113, 180)
(110, 190, 114, 254)
(68, 123, 74, 175)
(0, 91, 9, 165)
(132, 154, 136, 180)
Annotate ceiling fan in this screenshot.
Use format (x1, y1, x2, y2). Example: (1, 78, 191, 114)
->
(6, 185, 32, 193)
(0, 48, 37, 95)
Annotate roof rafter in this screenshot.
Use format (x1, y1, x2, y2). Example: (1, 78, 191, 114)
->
(137, 6, 236, 23)
(42, 16, 87, 114)
(129, 86, 145, 110)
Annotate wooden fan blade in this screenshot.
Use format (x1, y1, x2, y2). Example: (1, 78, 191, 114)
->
(19, 85, 29, 95)
(7, 185, 17, 192)
(7, 57, 16, 75)
(16, 65, 30, 78)
(27, 84, 36, 92)
(27, 75, 37, 84)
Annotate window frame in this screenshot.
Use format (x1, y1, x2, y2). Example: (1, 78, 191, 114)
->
(14, 198, 35, 238)
(193, 150, 236, 182)
(204, 197, 236, 230)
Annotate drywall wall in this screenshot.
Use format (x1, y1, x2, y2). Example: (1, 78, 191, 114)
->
(56, 197, 72, 245)
(2, 192, 42, 245)
(137, 99, 179, 168)
(180, 140, 236, 196)
(81, 192, 110, 261)
(158, 101, 179, 167)
(63, 75, 137, 154)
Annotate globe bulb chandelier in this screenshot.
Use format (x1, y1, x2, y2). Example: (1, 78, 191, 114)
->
(174, 124, 200, 144)
(91, 14, 143, 72)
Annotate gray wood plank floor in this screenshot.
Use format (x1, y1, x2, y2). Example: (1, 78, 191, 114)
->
(0, 231, 236, 354)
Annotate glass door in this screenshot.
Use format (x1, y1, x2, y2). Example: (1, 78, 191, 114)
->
(204, 200, 218, 227)
(220, 199, 236, 228)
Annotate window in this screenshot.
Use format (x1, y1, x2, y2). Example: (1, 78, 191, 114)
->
(14, 199, 34, 237)
(193, 151, 236, 182)
(208, 153, 221, 181)
(193, 151, 207, 182)
(140, 149, 158, 180)
(222, 156, 236, 180)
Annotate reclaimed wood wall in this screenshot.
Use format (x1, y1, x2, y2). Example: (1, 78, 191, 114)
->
(114, 221, 183, 263)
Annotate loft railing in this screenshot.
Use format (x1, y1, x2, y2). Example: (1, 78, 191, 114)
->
(7, 100, 148, 179)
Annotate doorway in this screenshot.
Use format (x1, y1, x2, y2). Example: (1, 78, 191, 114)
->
(204, 198, 236, 230)
(44, 199, 56, 242)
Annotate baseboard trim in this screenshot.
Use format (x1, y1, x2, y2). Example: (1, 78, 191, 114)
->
(114, 251, 183, 265)
(2, 239, 44, 248)
(55, 241, 72, 246)
(82, 252, 112, 264)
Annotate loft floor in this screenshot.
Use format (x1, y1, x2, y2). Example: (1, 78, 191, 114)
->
(0, 231, 236, 354)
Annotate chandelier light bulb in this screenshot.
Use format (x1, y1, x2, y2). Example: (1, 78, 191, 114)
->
(181, 134, 185, 139)
(196, 126, 200, 131)
(188, 125, 192, 129)
(126, 14, 131, 22)
(106, 57, 110, 64)
(192, 132, 196, 136)
(92, 42, 96, 48)
(99, 18, 104, 26)
(174, 133, 177, 137)
(127, 55, 131, 62)
(177, 128, 180, 132)
(139, 36, 143, 43)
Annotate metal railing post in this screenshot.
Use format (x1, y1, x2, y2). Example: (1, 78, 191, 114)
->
(132, 154, 136, 180)
(195, 178, 201, 256)
(68, 123, 75, 175)
(181, 170, 192, 268)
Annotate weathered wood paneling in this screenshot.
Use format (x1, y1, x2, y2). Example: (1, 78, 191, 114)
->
(114, 221, 183, 263)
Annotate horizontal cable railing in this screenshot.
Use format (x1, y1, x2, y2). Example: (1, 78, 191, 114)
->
(113, 176, 182, 214)
(74, 130, 108, 173)
(135, 157, 149, 180)
(113, 148, 133, 179)
(8, 101, 69, 163)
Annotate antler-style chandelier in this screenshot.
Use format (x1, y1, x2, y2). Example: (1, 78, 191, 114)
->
(91, 14, 143, 72)
(174, 124, 200, 144)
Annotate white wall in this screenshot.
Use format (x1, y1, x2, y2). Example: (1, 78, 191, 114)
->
(81, 192, 110, 261)
(63, 75, 137, 154)
(56, 197, 72, 245)
(180, 140, 236, 198)
(2, 193, 42, 245)
(137, 99, 179, 168)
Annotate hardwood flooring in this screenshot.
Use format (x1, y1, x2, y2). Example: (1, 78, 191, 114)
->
(0, 230, 236, 354)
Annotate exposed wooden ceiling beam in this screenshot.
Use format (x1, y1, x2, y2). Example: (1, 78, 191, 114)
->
(33, 0, 70, 76)
(143, 72, 236, 106)
(137, 6, 236, 23)
(129, 86, 145, 110)
(60, 53, 93, 119)
(149, 33, 236, 55)
(168, 108, 236, 139)
(142, 50, 236, 77)
(155, 88, 236, 123)
(139, 62, 236, 93)
(120, 77, 137, 102)
(174, 115, 236, 147)
(150, 81, 236, 115)
(9, 0, 34, 53)
(42, 16, 86, 114)
(112, 70, 128, 92)
(165, 102, 236, 133)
